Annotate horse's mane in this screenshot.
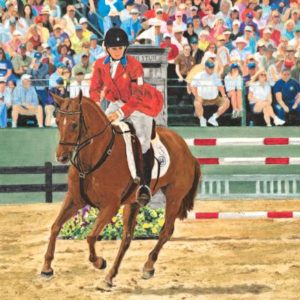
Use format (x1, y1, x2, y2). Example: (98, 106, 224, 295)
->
(81, 96, 109, 125)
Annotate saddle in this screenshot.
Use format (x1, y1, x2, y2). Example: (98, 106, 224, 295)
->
(112, 120, 170, 202)
(114, 121, 155, 184)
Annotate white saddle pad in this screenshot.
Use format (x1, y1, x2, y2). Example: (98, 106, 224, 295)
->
(113, 121, 170, 181)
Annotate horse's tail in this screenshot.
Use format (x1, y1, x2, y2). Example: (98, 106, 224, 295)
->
(177, 159, 201, 220)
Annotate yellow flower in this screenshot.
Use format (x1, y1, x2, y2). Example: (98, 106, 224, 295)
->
(158, 218, 165, 227)
(150, 211, 157, 218)
(119, 206, 124, 214)
(143, 223, 151, 229)
(112, 216, 117, 223)
(151, 227, 158, 234)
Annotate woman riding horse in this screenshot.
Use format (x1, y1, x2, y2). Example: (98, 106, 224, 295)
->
(90, 28, 163, 206)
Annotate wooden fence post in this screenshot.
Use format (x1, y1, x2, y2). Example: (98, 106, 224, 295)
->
(45, 162, 53, 203)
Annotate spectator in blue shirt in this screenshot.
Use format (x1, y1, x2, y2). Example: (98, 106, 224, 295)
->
(11, 74, 43, 128)
(26, 52, 49, 104)
(0, 77, 12, 128)
(270, 0, 289, 14)
(121, 8, 142, 43)
(89, 34, 104, 62)
(0, 48, 13, 82)
(239, 13, 259, 36)
(274, 67, 300, 125)
(49, 62, 66, 88)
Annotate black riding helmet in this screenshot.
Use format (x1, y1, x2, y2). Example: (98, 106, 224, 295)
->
(104, 28, 129, 48)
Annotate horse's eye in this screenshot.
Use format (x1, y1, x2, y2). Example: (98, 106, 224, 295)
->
(71, 123, 78, 130)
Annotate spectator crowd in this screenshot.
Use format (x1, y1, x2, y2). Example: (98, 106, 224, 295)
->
(0, 0, 300, 128)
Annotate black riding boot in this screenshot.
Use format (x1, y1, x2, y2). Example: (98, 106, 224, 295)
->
(137, 149, 153, 207)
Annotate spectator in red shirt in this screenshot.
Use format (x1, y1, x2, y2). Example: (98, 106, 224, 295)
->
(160, 33, 179, 63)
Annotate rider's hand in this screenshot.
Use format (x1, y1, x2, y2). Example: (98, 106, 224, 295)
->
(107, 112, 120, 122)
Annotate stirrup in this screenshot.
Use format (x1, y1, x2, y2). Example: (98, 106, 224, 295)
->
(136, 185, 151, 207)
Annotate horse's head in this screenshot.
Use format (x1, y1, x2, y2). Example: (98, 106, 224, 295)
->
(52, 93, 82, 164)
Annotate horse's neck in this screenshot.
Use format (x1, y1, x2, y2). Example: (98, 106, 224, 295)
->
(80, 99, 112, 166)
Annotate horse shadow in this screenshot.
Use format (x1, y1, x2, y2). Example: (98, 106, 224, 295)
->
(116, 283, 272, 296)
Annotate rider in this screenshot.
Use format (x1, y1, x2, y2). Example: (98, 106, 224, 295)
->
(90, 28, 163, 206)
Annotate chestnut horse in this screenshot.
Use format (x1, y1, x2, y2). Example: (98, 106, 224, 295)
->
(41, 93, 201, 287)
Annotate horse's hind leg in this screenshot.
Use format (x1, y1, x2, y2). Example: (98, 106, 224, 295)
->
(142, 185, 185, 279)
(105, 203, 140, 287)
(87, 204, 119, 270)
(41, 194, 81, 277)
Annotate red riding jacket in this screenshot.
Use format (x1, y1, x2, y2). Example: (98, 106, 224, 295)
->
(90, 55, 163, 118)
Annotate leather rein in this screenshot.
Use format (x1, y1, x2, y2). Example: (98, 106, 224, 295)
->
(57, 104, 116, 179)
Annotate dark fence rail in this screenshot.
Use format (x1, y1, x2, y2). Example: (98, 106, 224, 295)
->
(0, 162, 69, 203)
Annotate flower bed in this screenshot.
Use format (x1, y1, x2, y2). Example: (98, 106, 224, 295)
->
(60, 205, 165, 240)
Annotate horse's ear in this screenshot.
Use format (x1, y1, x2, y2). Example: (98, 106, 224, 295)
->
(51, 92, 64, 107)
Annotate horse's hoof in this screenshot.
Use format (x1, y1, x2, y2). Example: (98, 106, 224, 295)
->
(142, 268, 155, 280)
(41, 269, 54, 277)
(93, 257, 107, 270)
(100, 259, 107, 270)
(104, 276, 113, 288)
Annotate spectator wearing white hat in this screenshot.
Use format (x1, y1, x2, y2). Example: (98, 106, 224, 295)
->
(187, 6, 199, 24)
(40, 7, 53, 32)
(171, 26, 188, 52)
(230, 37, 252, 63)
(0, 77, 12, 128)
(261, 27, 276, 48)
(254, 40, 267, 68)
(231, 20, 242, 41)
(121, 8, 142, 42)
(136, 18, 164, 46)
(11, 74, 43, 128)
(243, 25, 256, 54)
(79, 17, 92, 40)
(62, 5, 79, 37)
(198, 30, 210, 52)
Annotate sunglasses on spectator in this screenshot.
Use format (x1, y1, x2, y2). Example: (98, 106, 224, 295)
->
(157, 11, 163, 14)
(176, 15, 182, 18)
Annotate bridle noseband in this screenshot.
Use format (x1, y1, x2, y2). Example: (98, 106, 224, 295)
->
(57, 104, 115, 178)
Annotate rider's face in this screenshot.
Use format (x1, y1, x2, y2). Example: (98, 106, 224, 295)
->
(108, 46, 126, 60)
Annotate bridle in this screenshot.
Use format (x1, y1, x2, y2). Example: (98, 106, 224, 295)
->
(57, 102, 115, 178)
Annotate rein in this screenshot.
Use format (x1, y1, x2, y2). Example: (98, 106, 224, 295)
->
(57, 106, 115, 179)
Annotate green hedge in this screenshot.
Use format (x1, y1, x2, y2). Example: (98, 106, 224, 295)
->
(59, 205, 165, 240)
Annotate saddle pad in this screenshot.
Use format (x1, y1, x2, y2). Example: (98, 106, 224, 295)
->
(113, 121, 170, 181)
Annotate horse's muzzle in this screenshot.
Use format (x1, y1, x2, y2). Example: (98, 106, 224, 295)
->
(57, 153, 71, 164)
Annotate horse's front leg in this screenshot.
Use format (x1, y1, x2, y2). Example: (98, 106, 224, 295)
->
(87, 204, 119, 270)
(41, 193, 82, 277)
(104, 203, 140, 287)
